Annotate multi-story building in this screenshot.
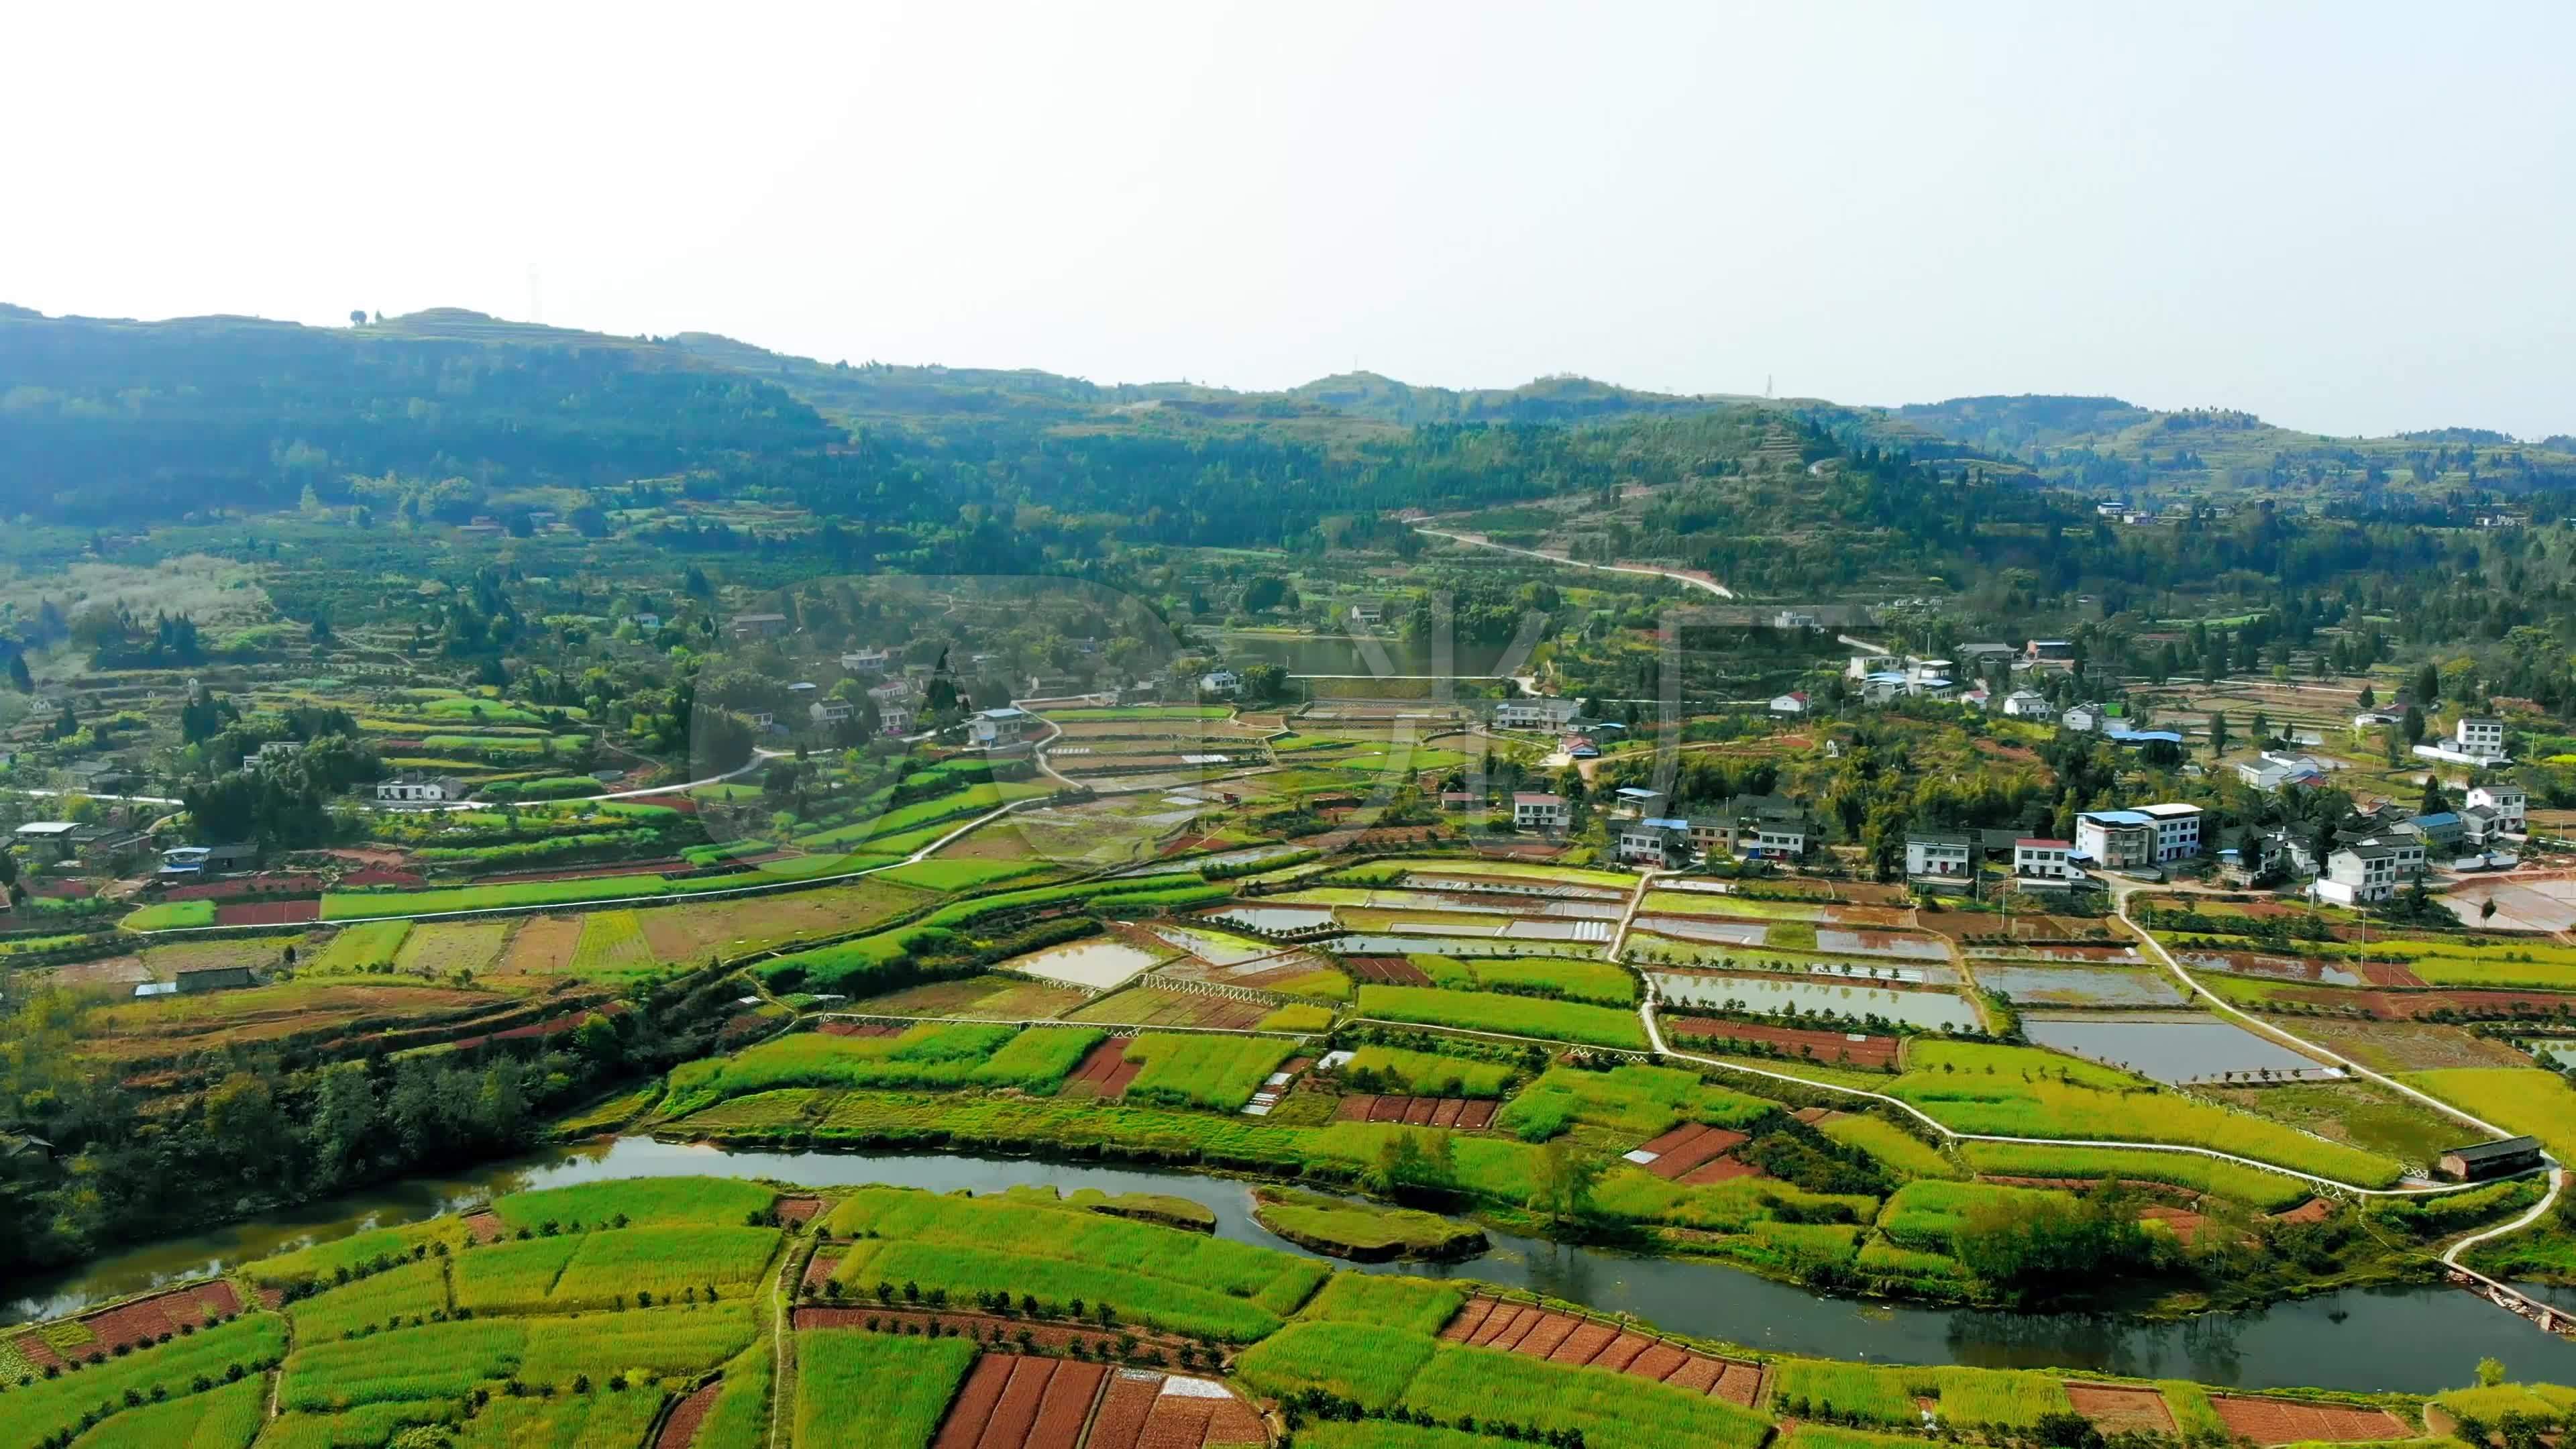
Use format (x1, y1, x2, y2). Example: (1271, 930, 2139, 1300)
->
(2467, 784, 2527, 836)
(1494, 698, 1582, 731)
(1904, 830, 1976, 882)
(2013, 838, 2080, 881)
(2319, 843, 2402, 904)
(1616, 819, 1691, 865)
(1513, 792, 1568, 832)
(2137, 802, 2203, 861)
(2455, 716, 2508, 760)
(2074, 810, 2155, 871)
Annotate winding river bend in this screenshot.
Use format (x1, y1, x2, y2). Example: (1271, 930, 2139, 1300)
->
(10, 1139, 2571, 1393)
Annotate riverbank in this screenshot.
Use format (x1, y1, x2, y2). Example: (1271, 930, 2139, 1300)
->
(13, 1138, 2573, 1392)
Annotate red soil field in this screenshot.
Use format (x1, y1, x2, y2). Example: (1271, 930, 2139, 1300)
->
(1442, 1296, 1763, 1405)
(2272, 1197, 2333, 1225)
(1663, 1017, 1898, 1070)
(1678, 1157, 1768, 1184)
(1342, 957, 1432, 985)
(976, 1355, 1057, 1449)
(1333, 1095, 1497, 1129)
(936, 1357, 1017, 1449)
(656, 1380, 722, 1448)
(450, 998, 629, 1052)
(217, 898, 322, 926)
(775, 1195, 823, 1224)
(1028, 1360, 1108, 1449)
(1136, 1395, 1214, 1449)
(161, 873, 325, 902)
(463, 1211, 506, 1243)
(818, 1021, 903, 1038)
(2068, 1385, 2174, 1434)
(2212, 1397, 2408, 1444)
(1086, 1372, 1163, 1449)
(13, 1280, 246, 1368)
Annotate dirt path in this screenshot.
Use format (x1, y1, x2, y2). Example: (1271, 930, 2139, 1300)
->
(1413, 526, 1735, 599)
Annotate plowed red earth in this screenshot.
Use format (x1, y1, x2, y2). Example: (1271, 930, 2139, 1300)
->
(1344, 957, 1432, 985)
(1442, 1296, 1762, 1405)
(920, 1353, 1253, 1449)
(2213, 1397, 2408, 1444)
(2068, 1385, 2175, 1434)
(1663, 1017, 1898, 1069)
(657, 1380, 722, 1448)
(1334, 1094, 1497, 1129)
(215, 898, 322, 926)
(6, 1281, 244, 1368)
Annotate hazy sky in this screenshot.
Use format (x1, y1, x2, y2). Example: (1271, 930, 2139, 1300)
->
(8, 3, 2572, 439)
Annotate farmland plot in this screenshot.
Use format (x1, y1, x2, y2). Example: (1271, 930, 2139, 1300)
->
(1124, 1032, 1298, 1110)
(489, 1175, 777, 1230)
(794, 1330, 978, 1449)
(53, 1373, 266, 1449)
(392, 921, 511, 977)
(290, 1256, 453, 1340)
(312, 920, 413, 973)
(570, 910, 657, 976)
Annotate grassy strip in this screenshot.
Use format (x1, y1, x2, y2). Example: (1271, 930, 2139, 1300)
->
(2399, 1067, 2576, 1164)
(1956, 1141, 2317, 1211)
(794, 1330, 975, 1449)
(1354, 985, 1649, 1049)
(1819, 1114, 1964, 1181)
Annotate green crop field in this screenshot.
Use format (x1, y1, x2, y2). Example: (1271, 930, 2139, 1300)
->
(794, 1330, 977, 1449)
(546, 1225, 780, 1307)
(313, 919, 413, 972)
(290, 1256, 453, 1340)
(122, 900, 216, 930)
(663, 1023, 1024, 1113)
(1955, 1141, 2318, 1211)
(1771, 1360, 2074, 1428)
(1298, 1424, 1529, 1449)
(324, 874, 683, 918)
(1642, 892, 1830, 922)
(1342, 1044, 1517, 1097)
(5, 1314, 283, 1448)
(1890, 1041, 2406, 1186)
(1417, 955, 1638, 1006)
(1354, 985, 1649, 1049)
(569, 910, 656, 975)
(1818, 1114, 1963, 1180)
(54, 1373, 266, 1449)
(2399, 1067, 2576, 1163)
(1294, 1273, 1466, 1336)
(519, 1301, 761, 1381)
(488, 1175, 777, 1230)
(833, 1237, 1287, 1340)
(1123, 1032, 1298, 1110)
(278, 1317, 523, 1413)
(1495, 1064, 1773, 1142)
(827, 1185, 1323, 1311)
(969, 1026, 1110, 1091)
(453, 1235, 580, 1311)
(1406, 1344, 1772, 1449)
(1236, 1320, 1440, 1408)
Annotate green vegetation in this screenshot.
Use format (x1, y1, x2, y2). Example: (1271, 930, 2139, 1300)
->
(793, 1330, 975, 1449)
(1772, 1360, 2076, 1429)
(288, 1256, 451, 1341)
(1293, 1273, 1466, 1336)
(52, 1374, 266, 1449)
(1342, 1045, 1516, 1097)
(1417, 955, 1638, 1006)
(662, 1024, 1029, 1114)
(873, 857, 1052, 891)
(1495, 1065, 1771, 1142)
(1891, 1041, 2405, 1186)
(1237, 1320, 1440, 1409)
(1407, 1344, 1772, 1449)
(1252, 1188, 1487, 1260)
(1955, 1141, 2317, 1211)
(1354, 985, 1648, 1049)
(1818, 1114, 1962, 1181)
(487, 1175, 777, 1230)
(2400, 1067, 2576, 1163)
(311, 920, 411, 972)
(3, 1314, 284, 1448)
(1124, 1032, 1299, 1111)
(121, 901, 215, 931)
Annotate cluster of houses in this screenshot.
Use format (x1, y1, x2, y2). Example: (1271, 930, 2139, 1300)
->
(1603, 793, 1814, 866)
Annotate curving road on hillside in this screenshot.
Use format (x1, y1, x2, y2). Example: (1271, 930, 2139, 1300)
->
(1413, 525, 1735, 599)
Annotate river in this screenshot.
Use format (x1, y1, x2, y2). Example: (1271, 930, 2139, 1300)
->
(10, 1138, 2572, 1393)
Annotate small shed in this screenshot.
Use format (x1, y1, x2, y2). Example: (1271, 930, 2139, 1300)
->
(174, 965, 256, 995)
(2438, 1136, 2544, 1181)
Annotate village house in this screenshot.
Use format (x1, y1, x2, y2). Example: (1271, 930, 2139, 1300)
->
(375, 773, 466, 805)
(1494, 697, 1582, 731)
(2415, 716, 2511, 766)
(1769, 692, 1809, 717)
(2001, 690, 2055, 720)
(1512, 792, 1568, 833)
(2074, 810, 2156, 871)
(727, 612, 790, 641)
(1197, 669, 1242, 698)
(1904, 830, 1976, 885)
(969, 706, 1032, 749)
(2318, 841, 2402, 904)
(2137, 802, 2204, 861)
(2012, 837, 2080, 883)
(878, 703, 916, 735)
(1616, 818, 1692, 865)
(2024, 639, 2078, 669)
(839, 647, 894, 673)
(2236, 752, 2328, 791)
(810, 699, 854, 726)
(2467, 784, 2527, 835)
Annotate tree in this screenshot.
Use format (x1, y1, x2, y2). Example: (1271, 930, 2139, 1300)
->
(2420, 775, 2448, 816)
(2206, 712, 2229, 757)
(349, 310, 368, 327)
(2475, 1357, 2507, 1388)
(1240, 576, 1290, 614)
(2415, 661, 2442, 705)
(2481, 896, 2497, 924)
(2357, 684, 2376, 710)
(5, 653, 28, 693)
(1530, 1140, 1605, 1227)
(2402, 704, 2426, 745)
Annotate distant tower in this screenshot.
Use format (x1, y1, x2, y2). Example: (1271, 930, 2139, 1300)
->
(1766, 374, 1774, 399)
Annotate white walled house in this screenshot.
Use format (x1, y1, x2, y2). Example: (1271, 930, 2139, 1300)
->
(2013, 838, 2080, 881)
(2467, 784, 2527, 835)
(2317, 843, 2401, 904)
(1513, 792, 1568, 832)
(1495, 698, 1582, 731)
(1905, 830, 1975, 882)
(1769, 692, 1809, 717)
(2416, 716, 2511, 766)
(2075, 810, 2155, 871)
(2002, 691, 2055, 720)
(375, 774, 466, 805)
(2137, 802, 2203, 861)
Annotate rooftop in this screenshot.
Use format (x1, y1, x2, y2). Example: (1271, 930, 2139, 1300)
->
(2444, 1136, 2542, 1163)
